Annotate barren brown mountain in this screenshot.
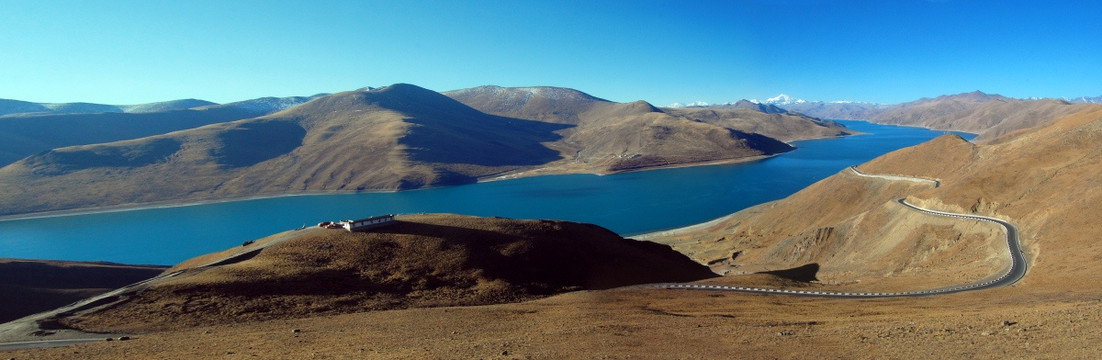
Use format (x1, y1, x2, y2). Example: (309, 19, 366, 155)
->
(447, 85, 853, 172)
(0, 84, 852, 217)
(0, 84, 572, 216)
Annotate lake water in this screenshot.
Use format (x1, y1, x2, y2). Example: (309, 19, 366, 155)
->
(0, 121, 974, 265)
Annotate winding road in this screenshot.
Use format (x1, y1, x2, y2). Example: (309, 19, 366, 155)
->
(649, 166, 1027, 298)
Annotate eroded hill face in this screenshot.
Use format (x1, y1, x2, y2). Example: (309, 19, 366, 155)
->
(60, 214, 715, 332)
(646, 105, 1102, 295)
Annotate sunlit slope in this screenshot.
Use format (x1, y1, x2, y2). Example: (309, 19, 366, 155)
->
(648, 105, 1102, 294)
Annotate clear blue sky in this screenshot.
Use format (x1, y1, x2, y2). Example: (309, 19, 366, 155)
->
(1, 0, 1099, 105)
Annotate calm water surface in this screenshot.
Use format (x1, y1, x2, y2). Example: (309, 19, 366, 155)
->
(0, 121, 974, 265)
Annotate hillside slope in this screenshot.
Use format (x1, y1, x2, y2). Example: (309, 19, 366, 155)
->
(647, 105, 1102, 295)
(0, 84, 571, 215)
(56, 214, 715, 332)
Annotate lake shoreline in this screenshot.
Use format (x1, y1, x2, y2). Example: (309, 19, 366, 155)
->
(2, 121, 976, 265)
(0, 152, 787, 222)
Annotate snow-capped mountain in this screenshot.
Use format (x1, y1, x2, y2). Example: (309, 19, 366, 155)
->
(667, 101, 710, 108)
(1066, 95, 1102, 104)
(749, 94, 807, 106)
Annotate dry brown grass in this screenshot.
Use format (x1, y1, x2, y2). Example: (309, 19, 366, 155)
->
(7, 285, 1102, 359)
(59, 214, 714, 333)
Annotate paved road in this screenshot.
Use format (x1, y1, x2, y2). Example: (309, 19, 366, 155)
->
(645, 166, 1026, 298)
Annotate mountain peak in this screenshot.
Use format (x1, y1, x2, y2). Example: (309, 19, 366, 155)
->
(750, 94, 807, 106)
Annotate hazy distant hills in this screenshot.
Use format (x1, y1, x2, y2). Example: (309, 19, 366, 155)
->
(0, 98, 215, 117)
(701, 99, 789, 114)
(764, 91, 1094, 141)
(0, 94, 326, 166)
(0, 94, 327, 118)
(0, 84, 852, 216)
(778, 101, 887, 121)
(865, 91, 1093, 140)
(648, 104, 1102, 295)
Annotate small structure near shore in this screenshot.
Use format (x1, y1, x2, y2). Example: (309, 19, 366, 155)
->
(318, 214, 396, 232)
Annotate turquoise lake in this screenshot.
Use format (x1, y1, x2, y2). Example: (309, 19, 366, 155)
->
(0, 121, 975, 265)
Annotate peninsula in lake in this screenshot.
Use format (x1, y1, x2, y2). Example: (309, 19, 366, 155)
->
(0, 84, 852, 217)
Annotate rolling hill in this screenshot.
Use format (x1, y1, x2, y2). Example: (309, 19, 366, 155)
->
(51, 214, 715, 332)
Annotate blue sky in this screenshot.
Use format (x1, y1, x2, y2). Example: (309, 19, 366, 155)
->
(1, 0, 1099, 105)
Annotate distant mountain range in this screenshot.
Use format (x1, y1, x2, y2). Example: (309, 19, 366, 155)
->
(0, 94, 328, 118)
(0, 94, 328, 166)
(0, 84, 851, 216)
(678, 91, 1096, 141)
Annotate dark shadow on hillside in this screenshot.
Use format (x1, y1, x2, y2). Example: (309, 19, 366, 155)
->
(730, 130, 795, 154)
(213, 121, 306, 168)
(0, 107, 266, 167)
(28, 137, 182, 176)
(400, 114, 573, 166)
(757, 263, 820, 282)
(0, 261, 165, 323)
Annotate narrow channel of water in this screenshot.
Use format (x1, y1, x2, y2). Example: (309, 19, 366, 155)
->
(0, 121, 974, 265)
